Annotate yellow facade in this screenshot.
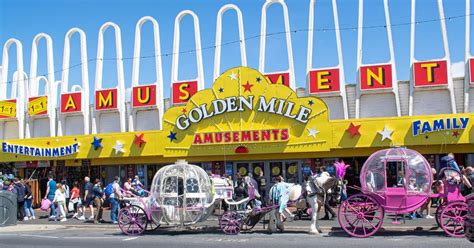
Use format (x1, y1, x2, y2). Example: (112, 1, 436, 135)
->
(1, 67, 472, 165)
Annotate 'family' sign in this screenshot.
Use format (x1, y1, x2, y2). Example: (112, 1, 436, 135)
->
(412, 117, 469, 136)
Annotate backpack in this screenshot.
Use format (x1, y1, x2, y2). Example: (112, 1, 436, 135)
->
(440, 156, 460, 172)
(326, 165, 336, 177)
(104, 183, 114, 198)
(440, 156, 454, 170)
(15, 183, 25, 202)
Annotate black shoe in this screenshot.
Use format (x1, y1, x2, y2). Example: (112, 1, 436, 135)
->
(320, 216, 330, 220)
(330, 215, 336, 220)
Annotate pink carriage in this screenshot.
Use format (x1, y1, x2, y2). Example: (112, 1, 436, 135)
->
(338, 147, 473, 238)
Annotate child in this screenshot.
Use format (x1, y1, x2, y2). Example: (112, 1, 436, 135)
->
(53, 183, 67, 222)
(24, 181, 35, 220)
(70, 181, 83, 219)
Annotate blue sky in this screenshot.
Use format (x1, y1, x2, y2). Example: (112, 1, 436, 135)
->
(0, 0, 469, 99)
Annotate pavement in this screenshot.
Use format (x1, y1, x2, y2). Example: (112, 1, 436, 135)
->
(0, 207, 462, 233)
(1, 208, 472, 247)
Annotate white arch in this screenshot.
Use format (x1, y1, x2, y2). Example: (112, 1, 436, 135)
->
(409, 0, 455, 115)
(355, 0, 400, 118)
(0, 39, 26, 139)
(465, 0, 472, 112)
(213, 4, 247, 81)
(58, 27, 90, 136)
(171, 10, 204, 92)
(259, 0, 295, 89)
(129, 16, 164, 131)
(92, 22, 126, 134)
(27, 33, 56, 138)
(306, 0, 348, 120)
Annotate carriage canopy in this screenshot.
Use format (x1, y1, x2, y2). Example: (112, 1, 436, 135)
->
(150, 160, 214, 225)
(360, 148, 432, 195)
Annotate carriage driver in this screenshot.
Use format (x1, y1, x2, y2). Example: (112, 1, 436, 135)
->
(271, 176, 295, 222)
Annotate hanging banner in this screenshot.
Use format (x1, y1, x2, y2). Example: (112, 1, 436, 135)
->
(95, 88, 118, 111)
(360, 64, 393, 90)
(308, 68, 340, 94)
(172, 81, 198, 104)
(0, 100, 17, 118)
(28, 96, 48, 116)
(132, 85, 157, 108)
(265, 72, 290, 87)
(60, 92, 82, 113)
(413, 60, 448, 87)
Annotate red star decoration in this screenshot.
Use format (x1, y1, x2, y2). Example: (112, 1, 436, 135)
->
(452, 130, 460, 138)
(133, 133, 147, 148)
(242, 81, 254, 92)
(182, 108, 187, 113)
(346, 123, 361, 138)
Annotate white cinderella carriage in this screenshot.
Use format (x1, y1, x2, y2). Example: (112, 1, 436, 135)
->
(118, 160, 233, 235)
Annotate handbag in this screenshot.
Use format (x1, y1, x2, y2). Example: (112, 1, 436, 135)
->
(68, 201, 75, 212)
(40, 198, 51, 211)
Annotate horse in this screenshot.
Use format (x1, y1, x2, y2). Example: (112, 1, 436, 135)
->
(268, 161, 350, 234)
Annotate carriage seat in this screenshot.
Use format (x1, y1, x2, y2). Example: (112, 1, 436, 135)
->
(224, 197, 249, 206)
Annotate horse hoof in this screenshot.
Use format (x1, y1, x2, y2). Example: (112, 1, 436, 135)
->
(309, 230, 320, 235)
(317, 229, 323, 233)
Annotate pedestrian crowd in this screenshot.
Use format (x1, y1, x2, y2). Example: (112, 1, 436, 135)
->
(0, 173, 36, 221)
(0, 172, 146, 224)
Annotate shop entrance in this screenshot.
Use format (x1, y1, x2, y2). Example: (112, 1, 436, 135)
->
(233, 160, 302, 190)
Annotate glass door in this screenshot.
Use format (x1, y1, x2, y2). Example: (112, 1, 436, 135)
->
(269, 162, 283, 185)
(285, 161, 299, 183)
(235, 163, 249, 179)
(251, 162, 264, 179)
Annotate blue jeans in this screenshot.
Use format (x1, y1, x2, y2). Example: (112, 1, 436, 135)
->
(47, 195, 56, 217)
(24, 198, 35, 218)
(110, 198, 119, 222)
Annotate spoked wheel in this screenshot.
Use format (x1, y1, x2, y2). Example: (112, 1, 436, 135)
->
(241, 213, 263, 231)
(146, 217, 160, 232)
(439, 201, 468, 238)
(435, 202, 446, 227)
(338, 194, 384, 238)
(118, 205, 148, 236)
(220, 210, 243, 235)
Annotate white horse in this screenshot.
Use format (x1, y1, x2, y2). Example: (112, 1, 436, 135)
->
(268, 161, 350, 234)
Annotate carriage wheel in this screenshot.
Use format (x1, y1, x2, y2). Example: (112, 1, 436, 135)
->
(466, 193, 474, 202)
(118, 205, 148, 236)
(439, 201, 468, 238)
(338, 194, 384, 238)
(146, 217, 161, 232)
(435, 202, 446, 228)
(220, 211, 243, 235)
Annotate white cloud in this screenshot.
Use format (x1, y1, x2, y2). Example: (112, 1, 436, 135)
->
(451, 61, 465, 78)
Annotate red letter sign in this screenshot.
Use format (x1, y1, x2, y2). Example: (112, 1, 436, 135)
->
(265, 72, 290, 87)
(469, 58, 474, 84)
(60, 92, 82, 113)
(172, 81, 198, 104)
(132, 85, 157, 108)
(95, 89, 117, 111)
(359, 64, 393, 90)
(308, 68, 340, 94)
(413, 60, 448, 87)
